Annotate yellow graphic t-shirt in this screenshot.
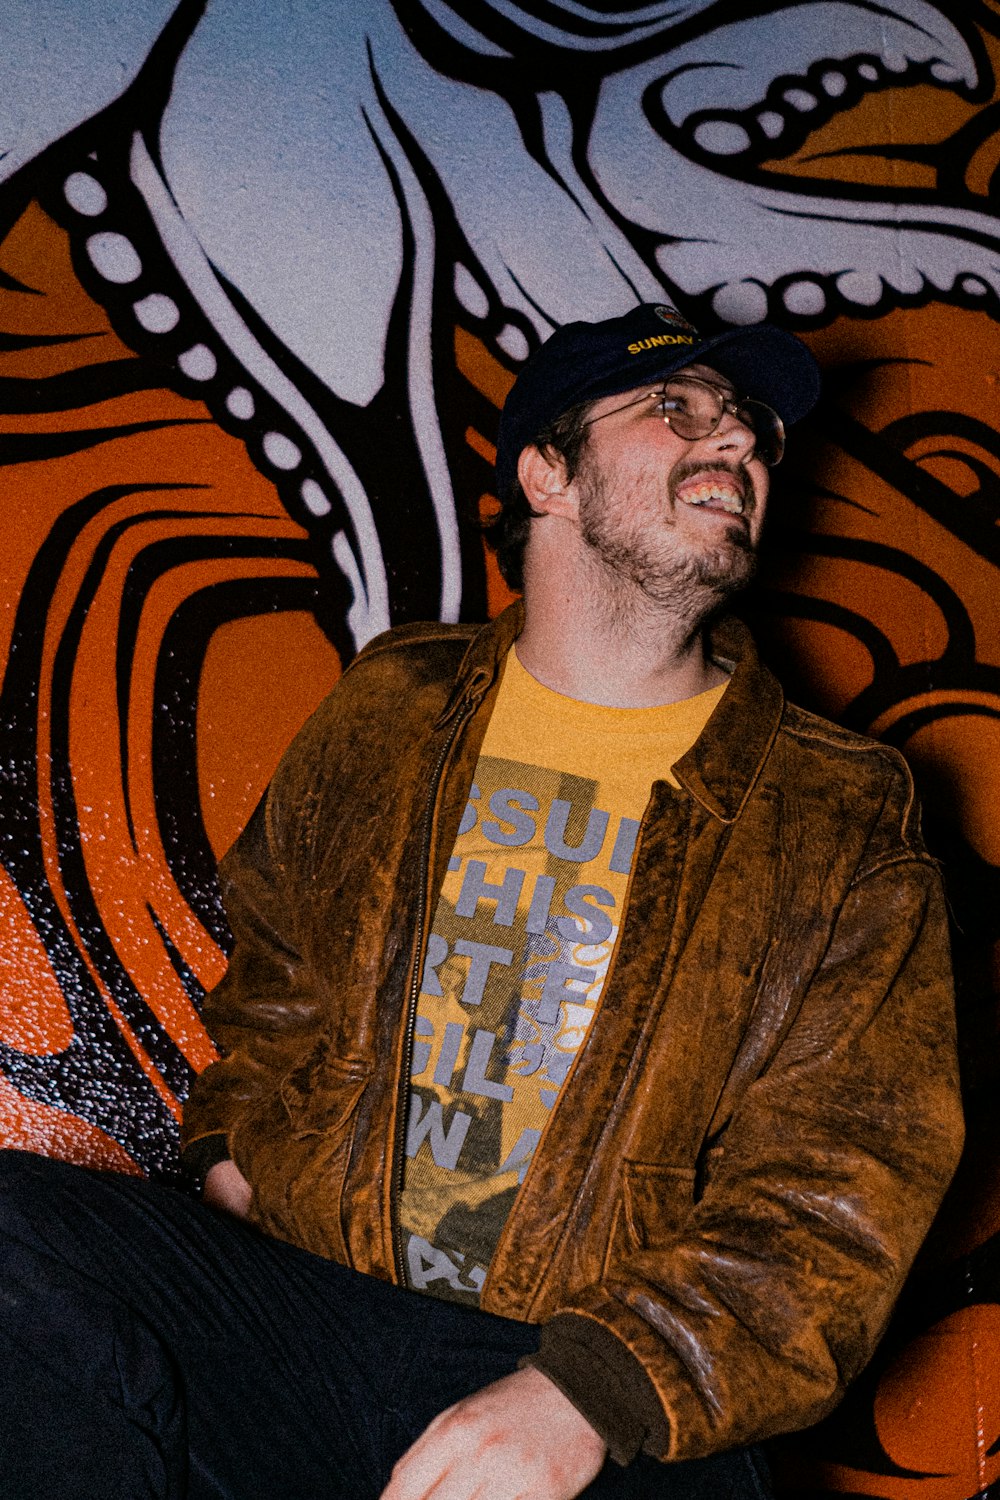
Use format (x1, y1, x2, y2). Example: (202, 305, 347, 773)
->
(399, 648, 726, 1303)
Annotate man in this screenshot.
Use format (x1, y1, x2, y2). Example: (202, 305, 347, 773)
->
(0, 304, 962, 1499)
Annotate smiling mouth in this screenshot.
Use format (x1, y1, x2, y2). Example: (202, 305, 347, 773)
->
(675, 477, 746, 515)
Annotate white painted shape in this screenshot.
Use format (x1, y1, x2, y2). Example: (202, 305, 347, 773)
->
(588, 13, 1000, 317)
(411, 0, 511, 57)
(711, 281, 769, 324)
(87, 231, 141, 283)
(497, 324, 529, 362)
(455, 263, 490, 319)
(783, 281, 827, 316)
(159, 0, 405, 408)
(655, 3, 975, 123)
(131, 132, 389, 646)
(302, 478, 332, 515)
(363, 88, 463, 622)
(134, 292, 180, 333)
(178, 343, 217, 380)
(64, 171, 107, 216)
(262, 431, 302, 470)
(226, 386, 255, 419)
(0, 0, 176, 187)
(458, 0, 703, 52)
(159, 0, 668, 391)
(694, 120, 751, 155)
(841, 269, 894, 306)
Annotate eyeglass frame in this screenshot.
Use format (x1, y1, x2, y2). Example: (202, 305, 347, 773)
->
(581, 372, 786, 466)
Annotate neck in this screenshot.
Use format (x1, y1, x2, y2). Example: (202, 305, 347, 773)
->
(517, 538, 730, 709)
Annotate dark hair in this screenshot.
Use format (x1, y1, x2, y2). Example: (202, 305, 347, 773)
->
(484, 400, 592, 592)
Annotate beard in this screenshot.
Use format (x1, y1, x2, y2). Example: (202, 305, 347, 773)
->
(576, 452, 758, 616)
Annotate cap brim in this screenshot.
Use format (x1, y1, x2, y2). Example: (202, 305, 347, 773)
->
(576, 323, 820, 429)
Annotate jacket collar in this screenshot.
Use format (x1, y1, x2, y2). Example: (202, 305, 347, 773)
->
(448, 603, 783, 824)
(436, 600, 525, 728)
(673, 615, 784, 823)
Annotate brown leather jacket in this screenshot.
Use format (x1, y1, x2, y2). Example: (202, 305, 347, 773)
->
(182, 603, 963, 1464)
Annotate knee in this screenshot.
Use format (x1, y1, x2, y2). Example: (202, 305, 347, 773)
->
(0, 1149, 83, 1234)
(0, 1147, 62, 1192)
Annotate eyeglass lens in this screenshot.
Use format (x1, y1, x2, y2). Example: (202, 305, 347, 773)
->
(660, 380, 784, 465)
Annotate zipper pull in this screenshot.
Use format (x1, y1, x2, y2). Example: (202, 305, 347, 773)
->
(434, 667, 492, 731)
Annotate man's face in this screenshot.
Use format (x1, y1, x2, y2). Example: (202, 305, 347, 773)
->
(568, 362, 770, 609)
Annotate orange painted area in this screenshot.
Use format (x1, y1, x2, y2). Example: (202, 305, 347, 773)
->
(0, 199, 335, 1104)
(72, 552, 316, 1027)
(197, 609, 341, 861)
(780, 1312, 1000, 1499)
(465, 425, 497, 466)
(0, 201, 331, 1085)
(0, 1072, 142, 1173)
(763, 616, 876, 719)
(454, 325, 516, 407)
(760, 83, 980, 190)
(0, 865, 74, 1053)
(802, 302, 1000, 401)
(767, 525, 955, 671)
(964, 130, 1000, 199)
(757, 288, 1000, 1500)
(875, 1308, 1000, 1486)
(0, 201, 135, 374)
(769, 305, 1000, 868)
(812, 1308, 1000, 1500)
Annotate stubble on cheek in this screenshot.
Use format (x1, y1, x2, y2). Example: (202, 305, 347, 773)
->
(577, 456, 758, 604)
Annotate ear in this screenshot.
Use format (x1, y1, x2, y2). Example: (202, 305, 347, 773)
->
(517, 443, 578, 520)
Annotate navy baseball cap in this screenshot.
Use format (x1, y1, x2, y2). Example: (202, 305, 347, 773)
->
(495, 303, 821, 496)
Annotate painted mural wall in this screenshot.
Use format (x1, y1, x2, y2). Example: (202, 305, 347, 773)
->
(1, 2, 998, 1494)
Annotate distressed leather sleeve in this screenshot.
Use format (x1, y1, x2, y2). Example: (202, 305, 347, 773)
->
(180, 775, 319, 1179)
(529, 851, 963, 1463)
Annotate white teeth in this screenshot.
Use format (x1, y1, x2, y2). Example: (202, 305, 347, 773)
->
(678, 481, 744, 514)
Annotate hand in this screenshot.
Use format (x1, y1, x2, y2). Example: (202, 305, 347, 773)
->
(380, 1365, 607, 1500)
(203, 1159, 253, 1218)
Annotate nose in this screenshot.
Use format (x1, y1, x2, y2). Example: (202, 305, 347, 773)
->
(709, 403, 758, 461)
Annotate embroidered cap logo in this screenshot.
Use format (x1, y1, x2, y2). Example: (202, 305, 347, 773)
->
(654, 304, 698, 336)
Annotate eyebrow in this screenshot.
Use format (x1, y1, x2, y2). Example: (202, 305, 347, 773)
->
(639, 374, 738, 402)
(671, 372, 736, 396)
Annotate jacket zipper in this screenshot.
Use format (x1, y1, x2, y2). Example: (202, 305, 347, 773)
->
(391, 693, 478, 1283)
(480, 788, 660, 1305)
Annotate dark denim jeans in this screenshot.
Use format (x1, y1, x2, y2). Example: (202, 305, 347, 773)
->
(0, 1150, 773, 1498)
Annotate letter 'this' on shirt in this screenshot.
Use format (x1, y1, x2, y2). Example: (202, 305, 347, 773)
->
(398, 648, 726, 1304)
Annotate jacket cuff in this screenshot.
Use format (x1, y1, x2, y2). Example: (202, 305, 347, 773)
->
(518, 1312, 670, 1465)
(179, 1133, 231, 1190)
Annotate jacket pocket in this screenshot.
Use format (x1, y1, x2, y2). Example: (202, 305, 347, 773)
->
(279, 1045, 371, 1139)
(622, 1161, 697, 1251)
